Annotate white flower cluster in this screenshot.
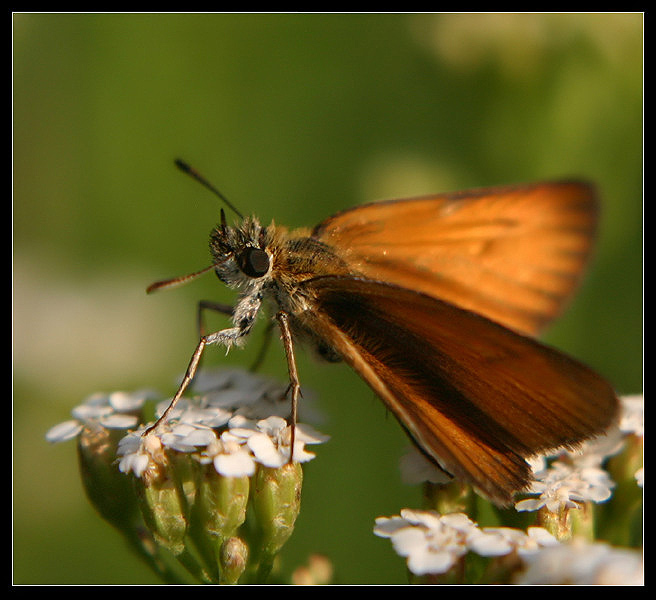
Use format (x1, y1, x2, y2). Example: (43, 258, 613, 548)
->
(117, 414, 327, 478)
(516, 537, 643, 585)
(515, 457, 616, 513)
(515, 394, 643, 513)
(374, 509, 643, 584)
(45, 389, 158, 442)
(47, 368, 329, 479)
(374, 509, 558, 576)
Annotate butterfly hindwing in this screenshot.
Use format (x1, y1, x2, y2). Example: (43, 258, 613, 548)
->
(299, 276, 618, 504)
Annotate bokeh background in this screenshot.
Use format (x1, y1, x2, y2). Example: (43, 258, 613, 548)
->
(13, 13, 642, 584)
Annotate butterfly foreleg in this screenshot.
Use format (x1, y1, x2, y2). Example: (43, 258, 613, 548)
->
(145, 292, 263, 435)
(275, 311, 302, 462)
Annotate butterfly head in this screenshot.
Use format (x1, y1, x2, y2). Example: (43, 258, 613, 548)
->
(209, 210, 272, 287)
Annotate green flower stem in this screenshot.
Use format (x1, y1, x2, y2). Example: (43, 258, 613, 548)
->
(537, 505, 573, 541)
(422, 480, 475, 516)
(570, 502, 595, 540)
(537, 502, 595, 542)
(597, 435, 643, 547)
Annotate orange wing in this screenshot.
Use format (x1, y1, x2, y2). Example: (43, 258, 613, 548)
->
(311, 181, 598, 337)
(299, 276, 618, 505)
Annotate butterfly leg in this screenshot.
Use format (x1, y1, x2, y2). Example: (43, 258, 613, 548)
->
(275, 311, 301, 462)
(197, 300, 233, 336)
(145, 296, 262, 436)
(199, 300, 276, 373)
(145, 336, 208, 435)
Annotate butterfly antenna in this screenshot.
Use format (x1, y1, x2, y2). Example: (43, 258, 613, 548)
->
(146, 263, 216, 294)
(174, 158, 244, 220)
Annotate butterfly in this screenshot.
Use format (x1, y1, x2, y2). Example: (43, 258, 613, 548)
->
(147, 160, 619, 506)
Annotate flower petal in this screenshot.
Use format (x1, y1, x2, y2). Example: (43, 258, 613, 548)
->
(45, 420, 83, 443)
(214, 450, 256, 477)
(248, 432, 285, 467)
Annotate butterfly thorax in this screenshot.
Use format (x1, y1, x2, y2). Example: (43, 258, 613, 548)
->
(209, 216, 351, 314)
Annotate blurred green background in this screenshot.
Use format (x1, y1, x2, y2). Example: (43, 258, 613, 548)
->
(13, 13, 642, 584)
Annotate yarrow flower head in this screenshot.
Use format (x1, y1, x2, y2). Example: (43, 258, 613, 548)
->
(515, 537, 643, 585)
(374, 509, 558, 581)
(514, 459, 615, 514)
(46, 368, 329, 584)
(374, 510, 477, 576)
(373, 507, 642, 584)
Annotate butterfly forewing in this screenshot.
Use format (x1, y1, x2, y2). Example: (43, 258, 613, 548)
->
(299, 276, 618, 505)
(312, 181, 598, 337)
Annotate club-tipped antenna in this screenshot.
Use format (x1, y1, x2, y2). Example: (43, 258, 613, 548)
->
(174, 158, 244, 220)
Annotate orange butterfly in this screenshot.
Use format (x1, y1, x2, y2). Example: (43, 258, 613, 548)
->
(147, 161, 618, 506)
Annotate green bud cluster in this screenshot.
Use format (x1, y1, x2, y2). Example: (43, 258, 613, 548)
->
(79, 426, 306, 584)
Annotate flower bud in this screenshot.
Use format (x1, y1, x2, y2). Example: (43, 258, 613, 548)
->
(77, 424, 141, 532)
(192, 462, 250, 564)
(132, 434, 189, 557)
(251, 462, 303, 579)
(219, 536, 249, 584)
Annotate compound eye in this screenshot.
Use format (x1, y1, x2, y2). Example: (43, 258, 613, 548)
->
(239, 247, 270, 278)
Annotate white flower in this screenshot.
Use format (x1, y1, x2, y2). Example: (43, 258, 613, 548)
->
(154, 396, 232, 429)
(398, 447, 452, 485)
(201, 431, 257, 478)
(635, 467, 644, 488)
(619, 394, 643, 437)
(515, 394, 644, 514)
(247, 416, 327, 467)
(468, 526, 559, 557)
(374, 510, 477, 575)
(159, 422, 218, 453)
(194, 412, 330, 477)
(516, 428, 620, 515)
(375, 509, 561, 576)
(190, 368, 275, 396)
(515, 538, 643, 585)
(515, 460, 615, 513)
(248, 430, 288, 468)
(189, 368, 285, 415)
(566, 429, 626, 469)
(119, 408, 328, 480)
(117, 430, 164, 477)
(45, 419, 85, 443)
(46, 389, 156, 443)
(194, 367, 325, 424)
